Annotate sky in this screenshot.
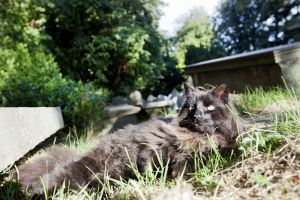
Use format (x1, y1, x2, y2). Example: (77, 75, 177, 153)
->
(159, 0, 221, 36)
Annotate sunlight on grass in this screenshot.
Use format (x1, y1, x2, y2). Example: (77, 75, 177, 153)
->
(66, 126, 99, 155)
(108, 147, 175, 199)
(192, 137, 229, 191)
(236, 86, 297, 113)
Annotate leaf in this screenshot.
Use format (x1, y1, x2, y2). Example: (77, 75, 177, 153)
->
(250, 174, 271, 186)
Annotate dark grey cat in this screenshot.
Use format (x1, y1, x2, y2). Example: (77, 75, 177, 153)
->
(18, 83, 240, 194)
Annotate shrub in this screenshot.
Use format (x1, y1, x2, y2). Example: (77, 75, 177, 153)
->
(0, 43, 108, 127)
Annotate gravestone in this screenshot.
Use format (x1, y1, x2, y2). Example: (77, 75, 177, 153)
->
(143, 100, 173, 118)
(129, 90, 143, 106)
(0, 107, 64, 172)
(102, 105, 142, 134)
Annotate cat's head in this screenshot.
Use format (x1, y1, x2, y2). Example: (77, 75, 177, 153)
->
(178, 83, 238, 140)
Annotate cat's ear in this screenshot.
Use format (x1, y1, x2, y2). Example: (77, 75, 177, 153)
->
(211, 83, 229, 103)
(184, 82, 195, 97)
(184, 82, 195, 104)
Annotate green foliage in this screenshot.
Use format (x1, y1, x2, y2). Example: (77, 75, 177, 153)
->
(0, 43, 107, 127)
(148, 39, 185, 96)
(214, 0, 300, 54)
(184, 41, 227, 65)
(250, 174, 271, 186)
(0, 0, 183, 103)
(0, 0, 48, 48)
(173, 7, 226, 67)
(0, 0, 108, 127)
(36, 0, 165, 95)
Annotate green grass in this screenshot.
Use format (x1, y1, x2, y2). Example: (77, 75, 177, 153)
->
(236, 86, 297, 113)
(191, 138, 230, 191)
(108, 148, 175, 199)
(1, 86, 300, 199)
(66, 127, 98, 155)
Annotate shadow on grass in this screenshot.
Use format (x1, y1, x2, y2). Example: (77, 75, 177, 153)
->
(0, 179, 23, 200)
(0, 178, 45, 200)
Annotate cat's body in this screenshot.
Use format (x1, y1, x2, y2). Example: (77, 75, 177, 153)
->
(18, 83, 240, 194)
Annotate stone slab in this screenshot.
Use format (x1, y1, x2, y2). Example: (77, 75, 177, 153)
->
(105, 104, 141, 118)
(143, 100, 173, 109)
(0, 107, 64, 172)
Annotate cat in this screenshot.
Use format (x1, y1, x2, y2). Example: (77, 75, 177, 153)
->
(18, 83, 240, 195)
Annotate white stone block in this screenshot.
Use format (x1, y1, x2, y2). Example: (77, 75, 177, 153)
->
(0, 107, 64, 172)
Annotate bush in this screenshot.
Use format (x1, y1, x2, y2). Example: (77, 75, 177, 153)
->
(0, 43, 108, 127)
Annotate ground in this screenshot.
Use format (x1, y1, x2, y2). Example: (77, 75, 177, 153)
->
(0, 86, 300, 200)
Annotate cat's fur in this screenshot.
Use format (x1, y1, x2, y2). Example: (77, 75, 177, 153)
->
(18, 83, 240, 194)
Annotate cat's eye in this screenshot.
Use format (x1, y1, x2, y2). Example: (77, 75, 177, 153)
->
(207, 105, 216, 111)
(189, 104, 197, 111)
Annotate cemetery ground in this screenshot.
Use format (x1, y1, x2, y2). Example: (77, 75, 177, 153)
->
(1, 87, 300, 199)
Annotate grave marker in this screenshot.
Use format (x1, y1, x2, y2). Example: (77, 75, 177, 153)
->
(0, 107, 64, 172)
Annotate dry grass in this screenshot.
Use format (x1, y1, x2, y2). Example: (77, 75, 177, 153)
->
(147, 134, 300, 200)
(205, 136, 300, 199)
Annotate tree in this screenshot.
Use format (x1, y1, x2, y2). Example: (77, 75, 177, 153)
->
(155, 39, 185, 95)
(173, 7, 226, 67)
(36, 0, 165, 95)
(214, 0, 300, 54)
(0, 0, 107, 127)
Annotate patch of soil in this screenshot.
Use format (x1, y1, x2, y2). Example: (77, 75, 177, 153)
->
(208, 136, 300, 199)
(151, 135, 300, 200)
